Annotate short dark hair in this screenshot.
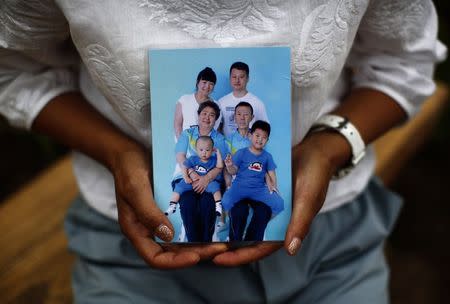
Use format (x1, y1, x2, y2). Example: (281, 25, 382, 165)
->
(196, 67, 217, 86)
(234, 101, 254, 116)
(229, 62, 249, 76)
(250, 120, 271, 137)
(196, 136, 214, 148)
(197, 100, 220, 119)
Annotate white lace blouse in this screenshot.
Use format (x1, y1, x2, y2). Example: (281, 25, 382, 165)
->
(0, 0, 446, 219)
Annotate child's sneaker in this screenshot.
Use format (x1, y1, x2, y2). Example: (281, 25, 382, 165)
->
(215, 201, 222, 217)
(165, 202, 177, 216)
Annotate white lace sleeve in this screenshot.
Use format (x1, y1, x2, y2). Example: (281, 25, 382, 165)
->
(0, 0, 79, 129)
(347, 0, 447, 117)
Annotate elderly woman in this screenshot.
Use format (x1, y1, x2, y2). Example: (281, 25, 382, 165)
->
(173, 67, 220, 140)
(172, 101, 229, 242)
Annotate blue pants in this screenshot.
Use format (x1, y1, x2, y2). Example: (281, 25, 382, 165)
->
(178, 191, 216, 242)
(229, 199, 272, 241)
(174, 179, 221, 197)
(66, 178, 402, 303)
(222, 184, 284, 215)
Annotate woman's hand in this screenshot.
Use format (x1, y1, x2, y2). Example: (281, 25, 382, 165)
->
(31, 93, 228, 269)
(213, 242, 283, 266)
(213, 131, 349, 266)
(284, 88, 405, 255)
(283, 131, 350, 255)
(112, 147, 227, 269)
(214, 88, 406, 265)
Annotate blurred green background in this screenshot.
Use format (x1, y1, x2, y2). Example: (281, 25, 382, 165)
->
(0, 1, 449, 303)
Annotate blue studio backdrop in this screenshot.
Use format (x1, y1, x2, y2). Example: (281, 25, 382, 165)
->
(150, 47, 291, 241)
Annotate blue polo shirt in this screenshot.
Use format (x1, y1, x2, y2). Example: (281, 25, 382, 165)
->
(232, 147, 276, 188)
(184, 155, 217, 177)
(226, 130, 251, 155)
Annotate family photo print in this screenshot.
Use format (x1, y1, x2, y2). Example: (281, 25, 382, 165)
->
(149, 47, 291, 243)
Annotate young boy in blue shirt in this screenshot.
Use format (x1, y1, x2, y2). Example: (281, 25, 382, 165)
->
(223, 120, 284, 217)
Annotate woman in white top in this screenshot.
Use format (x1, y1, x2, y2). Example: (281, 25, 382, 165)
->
(0, 1, 446, 303)
(173, 67, 219, 140)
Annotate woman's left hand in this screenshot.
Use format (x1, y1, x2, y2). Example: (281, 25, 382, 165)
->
(282, 132, 340, 256)
(214, 88, 407, 265)
(213, 131, 346, 266)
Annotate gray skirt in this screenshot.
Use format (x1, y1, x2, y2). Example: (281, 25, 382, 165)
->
(65, 177, 402, 304)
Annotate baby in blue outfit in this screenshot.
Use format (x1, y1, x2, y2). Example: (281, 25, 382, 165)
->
(166, 136, 223, 216)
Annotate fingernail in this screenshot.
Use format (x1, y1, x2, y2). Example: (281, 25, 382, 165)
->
(288, 237, 301, 255)
(155, 224, 173, 242)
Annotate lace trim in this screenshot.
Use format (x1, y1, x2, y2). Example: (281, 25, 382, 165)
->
(83, 44, 149, 130)
(137, 0, 285, 43)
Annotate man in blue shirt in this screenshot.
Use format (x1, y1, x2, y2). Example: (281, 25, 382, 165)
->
(226, 101, 253, 155)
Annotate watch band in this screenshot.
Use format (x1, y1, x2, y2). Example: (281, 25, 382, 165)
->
(310, 114, 366, 179)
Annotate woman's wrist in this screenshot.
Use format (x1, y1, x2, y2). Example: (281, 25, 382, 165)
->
(106, 139, 147, 174)
(302, 129, 352, 176)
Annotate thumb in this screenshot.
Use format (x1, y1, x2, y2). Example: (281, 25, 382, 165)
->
(117, 176, 175, 242)
(284, 145, 332, 256)
(133, 187, 175, 242)
(284, 190, 320, 256)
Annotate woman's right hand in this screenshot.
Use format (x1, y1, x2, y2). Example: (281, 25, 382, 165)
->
(213, 132, 342, 266)
(112, 146, 227, 269)
(32, 92, 227, 269)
